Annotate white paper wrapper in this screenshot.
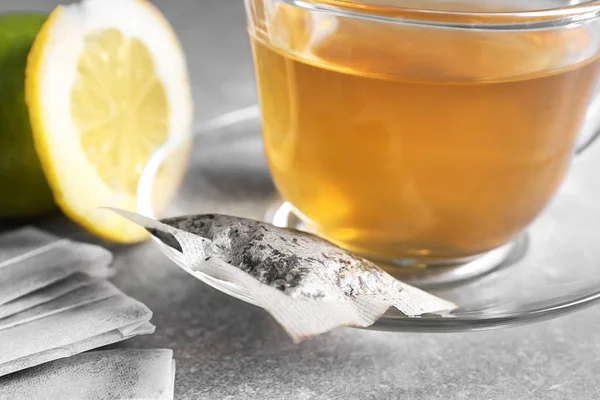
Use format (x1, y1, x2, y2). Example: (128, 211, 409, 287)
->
(0, 235, 113, 306)
(112, 209, 457, 342)
(0, 349, 175, 400)
(0, 281, 120, 331)
(0, 293, 154, 377)
(0, 227, 155, 377)
(0, 227, 61, 263)
(0, 273, 98, 319)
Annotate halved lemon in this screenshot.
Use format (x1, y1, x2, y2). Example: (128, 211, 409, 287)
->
(26, 0, 193, 243)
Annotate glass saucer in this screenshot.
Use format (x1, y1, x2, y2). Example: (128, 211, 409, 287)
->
(139, 106, 600, 333)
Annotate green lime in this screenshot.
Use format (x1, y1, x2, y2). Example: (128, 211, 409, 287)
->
(0, 13, 55, 218)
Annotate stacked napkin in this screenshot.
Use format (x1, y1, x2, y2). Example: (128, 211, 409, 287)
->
(0, 227, 154, 377)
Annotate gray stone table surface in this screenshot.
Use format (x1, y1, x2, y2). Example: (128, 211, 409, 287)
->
(2, 0, 600, 399)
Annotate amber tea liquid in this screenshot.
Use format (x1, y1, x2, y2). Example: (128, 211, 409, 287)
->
(249, 4, 600, 264)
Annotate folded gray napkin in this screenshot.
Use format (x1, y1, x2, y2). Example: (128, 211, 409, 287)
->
(0, 349, 175, 400)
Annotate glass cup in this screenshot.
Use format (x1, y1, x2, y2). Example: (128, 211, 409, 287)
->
(244, 0, 600, 278)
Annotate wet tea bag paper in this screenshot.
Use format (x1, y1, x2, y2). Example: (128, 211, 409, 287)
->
(113, 209, 457, 342)
(0, 349, 175, 400)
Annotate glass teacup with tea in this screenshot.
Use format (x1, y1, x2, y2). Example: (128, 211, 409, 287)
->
(245, 0, 600, 283)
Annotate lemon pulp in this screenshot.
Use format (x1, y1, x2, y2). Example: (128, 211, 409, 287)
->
(71, 28, 169, 195)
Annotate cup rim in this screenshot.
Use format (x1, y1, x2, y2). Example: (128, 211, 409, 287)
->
(286, 0, 600, 30)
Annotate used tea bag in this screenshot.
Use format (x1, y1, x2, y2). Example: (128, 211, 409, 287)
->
(0, 349, 175, 400)
(112, 209, 457, 342)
